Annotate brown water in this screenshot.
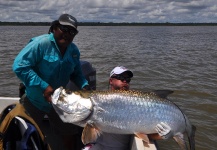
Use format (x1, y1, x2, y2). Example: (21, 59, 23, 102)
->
(0, 26, 216, 150)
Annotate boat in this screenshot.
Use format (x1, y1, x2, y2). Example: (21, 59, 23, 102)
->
(0, 60, 157, 150)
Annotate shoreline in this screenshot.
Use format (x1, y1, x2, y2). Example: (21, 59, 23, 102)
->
(1, 22, 217, 26)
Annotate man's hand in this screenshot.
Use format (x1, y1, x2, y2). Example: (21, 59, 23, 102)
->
(155, 122, 172, 139)
(43, 85, 54, 102)
(82, 85, 91, 90)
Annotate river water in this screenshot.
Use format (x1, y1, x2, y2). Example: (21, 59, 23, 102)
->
(0, 26, 216, 150)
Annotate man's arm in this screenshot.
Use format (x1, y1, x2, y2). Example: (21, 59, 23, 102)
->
(13, 40, 49, 92)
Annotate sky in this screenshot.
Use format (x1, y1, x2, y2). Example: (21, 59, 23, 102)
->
(0, 0, 217, 23)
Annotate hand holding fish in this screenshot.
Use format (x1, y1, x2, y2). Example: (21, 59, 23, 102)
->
(155, 122, 172, 139)
(82, 85, 91, 90)
(43, 85, 54, 102)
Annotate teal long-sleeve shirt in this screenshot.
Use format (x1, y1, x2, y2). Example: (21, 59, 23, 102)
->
(13, 33, 88, 112)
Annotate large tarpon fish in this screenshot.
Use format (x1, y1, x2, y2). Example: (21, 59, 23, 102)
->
(51, 87, 196, 150)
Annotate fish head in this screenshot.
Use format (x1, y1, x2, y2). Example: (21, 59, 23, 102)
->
(51, 87, 92, 123)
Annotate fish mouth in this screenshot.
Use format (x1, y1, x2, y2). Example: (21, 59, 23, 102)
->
(51, 87, 63, 105)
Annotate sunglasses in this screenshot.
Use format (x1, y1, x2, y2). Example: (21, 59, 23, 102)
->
(58, 25, 78, 36)
(111, 75, 131, 83)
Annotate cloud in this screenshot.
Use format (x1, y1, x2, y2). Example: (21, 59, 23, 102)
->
(0, 0, 216, 23)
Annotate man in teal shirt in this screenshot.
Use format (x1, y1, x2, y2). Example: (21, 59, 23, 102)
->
(13, 14, 89, 150)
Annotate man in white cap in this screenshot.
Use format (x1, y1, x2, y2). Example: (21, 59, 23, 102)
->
(13, 14, 90, 150)
(109, 66, 133, 91)
(83, 66, 172, 150)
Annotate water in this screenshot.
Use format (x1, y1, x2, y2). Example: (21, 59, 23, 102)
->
(0, 25, 216, 149)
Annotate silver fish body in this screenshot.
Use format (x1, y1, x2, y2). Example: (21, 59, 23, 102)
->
(52, 87, 196, 150)
(88, 91, 186, 135)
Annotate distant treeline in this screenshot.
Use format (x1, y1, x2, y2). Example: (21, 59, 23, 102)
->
(1, 22, 217, 26)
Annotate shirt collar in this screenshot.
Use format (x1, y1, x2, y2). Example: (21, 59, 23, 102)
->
(49, 33, 60, 51)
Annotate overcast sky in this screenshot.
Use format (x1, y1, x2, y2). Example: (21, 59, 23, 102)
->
(1, 0, 217, 23)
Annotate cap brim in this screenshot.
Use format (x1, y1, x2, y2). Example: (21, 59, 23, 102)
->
(112, 70, 133, 78)
(124, 70, 133, 78)
(59, 21, 78, 32)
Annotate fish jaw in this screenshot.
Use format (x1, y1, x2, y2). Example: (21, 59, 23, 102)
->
(51, 86, 63, 105)
(51, 87, 92, 123)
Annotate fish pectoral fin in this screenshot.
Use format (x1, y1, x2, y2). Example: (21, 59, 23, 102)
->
(134, 133, 150, 147)
(173, 133, 188, 150)
(82, 123, 101, 145)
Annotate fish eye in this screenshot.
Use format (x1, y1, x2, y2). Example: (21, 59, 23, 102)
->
(65, 89, 72, 94)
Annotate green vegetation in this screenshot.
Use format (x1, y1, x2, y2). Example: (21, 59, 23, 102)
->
(0, 21, 217, 26)
(0, 22, 50, 26)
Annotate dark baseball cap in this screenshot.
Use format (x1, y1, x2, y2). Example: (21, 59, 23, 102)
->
(58, 14, 78, 32)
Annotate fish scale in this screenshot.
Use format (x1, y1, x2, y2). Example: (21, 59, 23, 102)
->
(88, 91, 184, 134)
(52, 87, 196, 150)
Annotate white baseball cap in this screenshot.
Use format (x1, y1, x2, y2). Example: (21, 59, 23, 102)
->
(110, 66, 133, 78)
